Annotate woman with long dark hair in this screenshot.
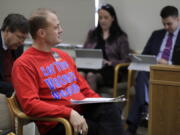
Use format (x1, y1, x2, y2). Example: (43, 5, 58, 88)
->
(82, 3, 130, 92)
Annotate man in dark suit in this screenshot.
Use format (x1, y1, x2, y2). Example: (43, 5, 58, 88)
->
(0, 14, 29, 97)
(126, 6, 180, 135)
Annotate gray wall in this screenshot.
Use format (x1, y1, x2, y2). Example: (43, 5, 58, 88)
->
(1, 0, 180, 52)
(0, 0, 95, 45)
(99, 0, 180, 52)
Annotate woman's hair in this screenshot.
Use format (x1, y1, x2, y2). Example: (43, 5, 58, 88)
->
(92, 4, 127, 43)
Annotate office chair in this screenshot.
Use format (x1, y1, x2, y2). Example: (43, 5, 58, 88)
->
(113, 63, 130, 98)
(113, 63, 136, 118)
(7, 95, 75, 135)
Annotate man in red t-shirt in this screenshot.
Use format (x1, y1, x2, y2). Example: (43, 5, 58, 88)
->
(12, 9, 124, 135)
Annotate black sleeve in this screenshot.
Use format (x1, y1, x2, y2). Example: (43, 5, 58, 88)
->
(142, 31, 156, 55)
(0, 81, 14, 97)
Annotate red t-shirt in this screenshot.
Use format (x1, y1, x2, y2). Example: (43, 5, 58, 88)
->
(12, 47, 100, 135)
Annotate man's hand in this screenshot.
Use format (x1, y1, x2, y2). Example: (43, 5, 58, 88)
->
(69, 110, 88, 135)
(157, 58, 168, 64)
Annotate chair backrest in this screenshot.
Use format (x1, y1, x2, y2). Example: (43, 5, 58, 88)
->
(7, 95, 74, 135)
(113, 63, 136, 119)
(0, 94, 15, 134)
(7, 95, 27, 119)
(7, 95, 35, 135)
(113, 63, 130, 98)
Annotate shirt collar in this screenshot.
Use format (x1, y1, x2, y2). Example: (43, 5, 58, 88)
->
(168, 26, 180, 37)
(1, 31, 8, 50)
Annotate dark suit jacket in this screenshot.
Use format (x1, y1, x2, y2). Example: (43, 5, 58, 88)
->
(0, 31, 23, 97)
(142, 29, 180, 64)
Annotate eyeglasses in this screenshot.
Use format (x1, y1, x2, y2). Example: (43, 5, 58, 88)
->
(15, 32, 28, 41)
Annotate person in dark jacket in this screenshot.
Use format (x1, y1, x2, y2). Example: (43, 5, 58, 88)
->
(0, 13, 29, 97)
(126, 5, 180, 135)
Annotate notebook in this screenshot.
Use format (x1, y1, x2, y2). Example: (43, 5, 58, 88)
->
(128, 54, 157, 72)
(75, 49, 103, 69)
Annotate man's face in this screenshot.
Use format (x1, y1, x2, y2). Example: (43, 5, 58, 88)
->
(162, 16, 179, 33)
(4, 30, 28, 50)
(44, 13, 63, 46)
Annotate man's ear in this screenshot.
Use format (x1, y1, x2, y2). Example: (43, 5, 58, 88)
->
(37, 28, 46, 38)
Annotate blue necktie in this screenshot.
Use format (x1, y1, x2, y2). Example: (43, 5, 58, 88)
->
(161, 33, 173, 61)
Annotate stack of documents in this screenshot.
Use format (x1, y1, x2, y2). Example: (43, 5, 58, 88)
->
(70, 95, 126, 104)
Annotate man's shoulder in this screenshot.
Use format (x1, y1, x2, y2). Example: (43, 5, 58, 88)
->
(152, 29, 166, 35)
(14, 48, 35, 65)
(149, 29, 166, 40)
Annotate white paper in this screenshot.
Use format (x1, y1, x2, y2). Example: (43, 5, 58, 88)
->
(70, 96, 126, 104)
(128, 63, 151, 72)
